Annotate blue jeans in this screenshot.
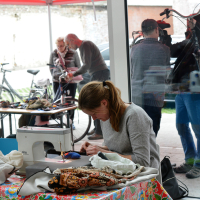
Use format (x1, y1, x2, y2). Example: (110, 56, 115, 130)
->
(143, 105, 161, 137)
(175, 93, 200, 168)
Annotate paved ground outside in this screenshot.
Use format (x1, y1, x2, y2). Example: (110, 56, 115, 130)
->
(0, 67, 200, 198)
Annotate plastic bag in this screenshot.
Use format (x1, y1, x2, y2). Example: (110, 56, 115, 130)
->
(0, 150, 23, 184)
(89, 152, 139, 175)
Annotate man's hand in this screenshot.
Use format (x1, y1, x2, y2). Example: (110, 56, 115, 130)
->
(68, 72, 73, 78)
(64, 72, 73, 82)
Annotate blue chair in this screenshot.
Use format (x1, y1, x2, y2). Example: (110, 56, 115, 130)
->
(0, 138, 18, 155)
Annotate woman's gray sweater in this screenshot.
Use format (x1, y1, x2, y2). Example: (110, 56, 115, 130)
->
(101, 103, 160, 169)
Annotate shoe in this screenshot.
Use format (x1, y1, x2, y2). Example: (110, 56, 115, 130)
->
(88, 133, 103, 140)
(174, 163, 193, 173)
(72, 124, 75, 130)
(87, 129, 95, 136)
(171, 163, 176, 167)
(186, 167, 200, 178)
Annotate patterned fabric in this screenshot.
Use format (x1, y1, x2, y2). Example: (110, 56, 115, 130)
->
(0, 175, 172, 200)
(49, 166, 132, 195)
(55, 166, 144, 179)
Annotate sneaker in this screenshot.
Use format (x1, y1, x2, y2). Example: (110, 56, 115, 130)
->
(88, 133, 103, 140)
(72, 124, 75, 130)
(186, 167, 200, 178)
(87, 129, 95, 136)
(174, 163, 193, 173)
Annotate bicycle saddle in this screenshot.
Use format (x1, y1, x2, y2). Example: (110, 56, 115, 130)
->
(27, 70, 40, 75)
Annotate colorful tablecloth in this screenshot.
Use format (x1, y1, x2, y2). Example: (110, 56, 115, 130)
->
(0, 175, 172, 200)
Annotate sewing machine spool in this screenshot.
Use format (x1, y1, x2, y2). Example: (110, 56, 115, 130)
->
(16, 126, 71, 175)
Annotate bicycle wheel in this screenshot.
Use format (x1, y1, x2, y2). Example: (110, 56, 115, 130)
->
(56, 98, 92, 143)
(0, 85, 14, 103)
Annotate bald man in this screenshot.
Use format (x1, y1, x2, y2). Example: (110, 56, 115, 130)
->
(65, 34, 110, 140)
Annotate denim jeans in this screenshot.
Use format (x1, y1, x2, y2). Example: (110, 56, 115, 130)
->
(175, 93, 200, 168)
(90, 69, 110, 135)
(143, 105, 161, 137)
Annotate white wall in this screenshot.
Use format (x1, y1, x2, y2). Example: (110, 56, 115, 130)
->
(107, 0, 130, 102)
(0, 5, 109, 70)
(173, 0, 200, 35)
(127, 0, 173, 6)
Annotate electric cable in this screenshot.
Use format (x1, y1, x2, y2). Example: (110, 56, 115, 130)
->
(193, 3, 200, 13)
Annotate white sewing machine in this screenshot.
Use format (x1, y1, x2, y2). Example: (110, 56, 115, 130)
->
(16, 126, 71, 174)
(143, 66, 170, 92)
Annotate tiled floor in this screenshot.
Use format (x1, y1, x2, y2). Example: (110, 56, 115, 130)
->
(2, 111, 200, 198)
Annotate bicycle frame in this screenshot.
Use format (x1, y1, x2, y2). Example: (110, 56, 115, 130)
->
(160, 8, 200, 21)
(0, 67, 44, 101)
(160, 8, 200, 71)
(1, 70, 24, 101)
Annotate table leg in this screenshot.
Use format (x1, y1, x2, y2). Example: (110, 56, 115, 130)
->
(0, 114, 4, 138)
(9, 114, 12, 135)
(71, 124, 74, 151)
(60, 114, 63, 128)
(66, 112, 70, 128)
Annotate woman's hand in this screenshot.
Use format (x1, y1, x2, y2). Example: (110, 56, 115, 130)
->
(85, 145, 100, 156)
(80, 142, 110, 156)
(85, 145, 108, 156)
(55, 59, 60, 66)
(80, 141, 92, 153)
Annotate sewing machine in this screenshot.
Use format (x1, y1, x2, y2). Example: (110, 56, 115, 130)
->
(16, 126, 71, 174)
(143, 66, 170, 92)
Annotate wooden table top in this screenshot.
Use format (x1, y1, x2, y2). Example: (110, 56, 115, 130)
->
(0, 105, 77, 115)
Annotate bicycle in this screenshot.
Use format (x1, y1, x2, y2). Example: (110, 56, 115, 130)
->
(62, 98, 91, 143)
(0, 63, 52, 103)
(47, 64, 92, 143)
(160, 8, 200, 82)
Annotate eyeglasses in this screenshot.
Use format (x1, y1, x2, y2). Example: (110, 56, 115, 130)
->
(57, 45, 65, 48)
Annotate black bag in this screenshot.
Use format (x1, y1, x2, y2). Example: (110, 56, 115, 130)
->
(161, 156, 188, 199)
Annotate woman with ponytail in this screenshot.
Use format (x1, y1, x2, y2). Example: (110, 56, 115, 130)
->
(79, 81, 159, 168)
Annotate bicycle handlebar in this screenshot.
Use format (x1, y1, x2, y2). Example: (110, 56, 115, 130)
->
(160, 8, 170, 17)
(47, 63, 57, 68)
(160, 8, 200, 19)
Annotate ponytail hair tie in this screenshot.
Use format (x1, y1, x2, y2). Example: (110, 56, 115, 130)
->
(103, 81, 109, 89)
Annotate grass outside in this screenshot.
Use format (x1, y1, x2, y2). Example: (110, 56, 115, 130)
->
(162, 108, 176, 114)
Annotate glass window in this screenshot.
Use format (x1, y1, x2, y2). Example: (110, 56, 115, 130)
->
(101, 48, 110, 60)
